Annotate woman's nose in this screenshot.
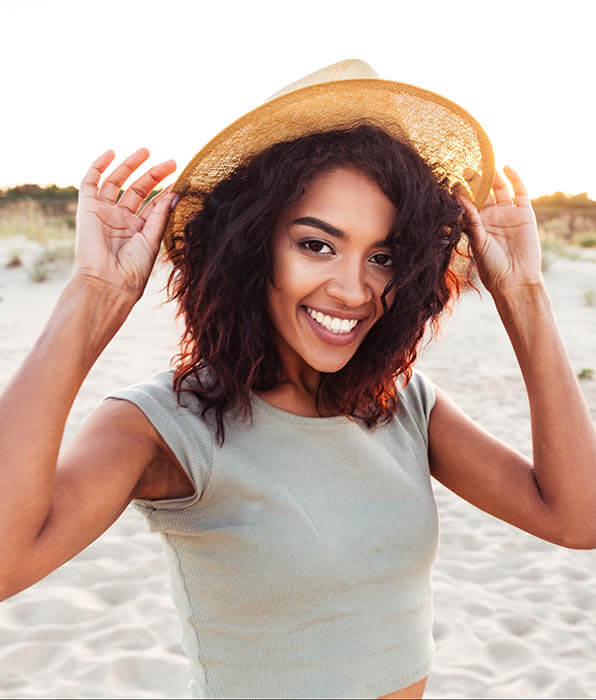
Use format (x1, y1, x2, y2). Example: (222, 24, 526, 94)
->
(325, 259, 374, 308)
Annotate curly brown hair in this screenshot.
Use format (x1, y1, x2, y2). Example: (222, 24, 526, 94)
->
(165, 121, 475, 444)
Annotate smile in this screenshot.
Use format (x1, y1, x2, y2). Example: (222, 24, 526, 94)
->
(304, 306, 360, 335)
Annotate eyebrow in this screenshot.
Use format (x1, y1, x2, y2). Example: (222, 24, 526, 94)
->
(291, 216, 390, 247)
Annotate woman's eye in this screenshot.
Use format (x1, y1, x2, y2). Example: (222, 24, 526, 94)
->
(371, 253, 394, 268)
(301, 240, 333, 254)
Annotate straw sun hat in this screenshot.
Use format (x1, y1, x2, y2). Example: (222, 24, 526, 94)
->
(164, 58, 494, 255)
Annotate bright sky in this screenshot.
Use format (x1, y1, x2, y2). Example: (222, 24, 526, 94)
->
(2, 0, 595, 199)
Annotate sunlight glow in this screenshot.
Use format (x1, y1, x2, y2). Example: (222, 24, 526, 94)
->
(2, 0, 594, 199)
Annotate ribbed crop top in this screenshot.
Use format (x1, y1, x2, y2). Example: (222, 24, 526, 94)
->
(104, 367, 439, 699)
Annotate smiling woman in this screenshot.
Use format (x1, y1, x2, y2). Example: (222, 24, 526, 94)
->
(1, 59, 595, 700)
(166, 123, 467, 439)
(268, 168, 398, 379)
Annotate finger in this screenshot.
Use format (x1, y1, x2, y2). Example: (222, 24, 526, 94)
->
(138, 184, 174, 221)
(457, 195, 485, 245)
(503, 165, 531, 207)
(453, 180, 489, 209)
(142, 192, 179, 254)
(97, 147, 151, 202)
(79, 150, 115, 199)
(458, 193, 481, 220)
(492, 170, 513, 205)
(118, 160, 176, 214)
(485, 190, 496, 207)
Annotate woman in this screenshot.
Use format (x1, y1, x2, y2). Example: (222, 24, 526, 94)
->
(1, 60, 595, 699)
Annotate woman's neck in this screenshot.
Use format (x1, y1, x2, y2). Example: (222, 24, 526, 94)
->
(254, 374, 343, 418)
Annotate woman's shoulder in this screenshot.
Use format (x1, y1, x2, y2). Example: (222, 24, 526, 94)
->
(392, 367, 437, 443)
(396, 367, 436, 406)
(103, 368, 215, 504)
(102, 367, 215, 450)
(104, 368, 209, 414)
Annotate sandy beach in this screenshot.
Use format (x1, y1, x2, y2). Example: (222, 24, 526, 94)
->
(0, 252, 595, 699)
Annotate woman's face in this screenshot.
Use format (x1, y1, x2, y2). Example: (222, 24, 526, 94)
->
(267, 166, 397, 378)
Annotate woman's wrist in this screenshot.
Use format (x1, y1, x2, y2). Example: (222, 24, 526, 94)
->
(49, 274, 138, 369)
(489, 279, 548, 308)
(68, 269, 144, 306)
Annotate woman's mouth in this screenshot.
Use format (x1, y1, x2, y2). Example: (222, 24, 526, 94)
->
(300, 305, 363, 346)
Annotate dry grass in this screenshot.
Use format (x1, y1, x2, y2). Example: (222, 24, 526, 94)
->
(583, 288, 596, 307)
(0, 199, 76, 281)
(0, 199, 75, 243)
(573, 232, 596, 248)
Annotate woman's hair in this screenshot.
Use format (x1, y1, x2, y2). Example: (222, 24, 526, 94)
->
(165, 121, 474, 444)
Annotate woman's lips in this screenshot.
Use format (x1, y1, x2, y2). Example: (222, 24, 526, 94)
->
(300, 305, 362, 347)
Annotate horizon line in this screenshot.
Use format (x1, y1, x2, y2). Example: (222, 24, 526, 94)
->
(1, 182, 595, 203)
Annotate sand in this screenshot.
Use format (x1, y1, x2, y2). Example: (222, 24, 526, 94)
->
(0, 252, 595, 699)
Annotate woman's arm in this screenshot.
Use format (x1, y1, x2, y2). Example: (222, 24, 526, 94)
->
(0, 149, 179, 598)
(428, 168, 596, 549)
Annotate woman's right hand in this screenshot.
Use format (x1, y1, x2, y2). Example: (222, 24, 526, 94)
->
(74, 148, 178, 299)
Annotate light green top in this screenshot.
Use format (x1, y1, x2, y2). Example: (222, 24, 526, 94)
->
(105, 367, 438, 699)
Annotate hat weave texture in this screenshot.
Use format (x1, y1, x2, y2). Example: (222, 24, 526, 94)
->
(165, 60, 494, 254)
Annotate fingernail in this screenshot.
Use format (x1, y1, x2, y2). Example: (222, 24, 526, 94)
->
(170, 195, 180, 210)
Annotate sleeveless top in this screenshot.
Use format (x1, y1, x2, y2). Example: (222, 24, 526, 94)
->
(104, 368, 439, 699)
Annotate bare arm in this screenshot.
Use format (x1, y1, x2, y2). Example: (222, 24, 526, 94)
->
(2, 394, 165, 600)
(494, 284, 596, 540)
(429, 168, 596, 549)
(0, 277, 136, 557)
(0, 149, 179, 599)
(429, 286, 596, 547)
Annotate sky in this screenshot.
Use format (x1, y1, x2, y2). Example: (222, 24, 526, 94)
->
(2, 0, 595, 199)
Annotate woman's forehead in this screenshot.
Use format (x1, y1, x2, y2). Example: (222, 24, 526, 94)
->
(286, 167, 396, 236)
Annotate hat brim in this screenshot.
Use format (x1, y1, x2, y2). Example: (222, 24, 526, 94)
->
(164, 78, 494, 255)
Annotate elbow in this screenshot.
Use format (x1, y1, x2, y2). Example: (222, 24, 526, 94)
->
(541, 500, 596, 549)
(562, 537, 596, 551)
(0, 566, 14, 602)
(556, 527, 596, 550)
(0, 579, 18, 603)
(0, 565, 35, 602)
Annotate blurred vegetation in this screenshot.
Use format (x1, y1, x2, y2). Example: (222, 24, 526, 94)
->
(533, 192, 596, 245)
(583, 288, 595, 307)
(0, 199, 75, 242)
(0, 183, 78, 208)
(532, 191, 596, 208)
(0, 183, 160, 214)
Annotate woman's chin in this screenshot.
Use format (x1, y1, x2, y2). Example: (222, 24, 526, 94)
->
(301, 351, 354, 375)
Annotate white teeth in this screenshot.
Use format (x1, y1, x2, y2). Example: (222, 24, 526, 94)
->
(306, 307, 359, 334)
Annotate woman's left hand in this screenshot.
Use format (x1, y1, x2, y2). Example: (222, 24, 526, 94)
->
(458, 166, 544, 296)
